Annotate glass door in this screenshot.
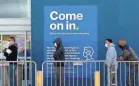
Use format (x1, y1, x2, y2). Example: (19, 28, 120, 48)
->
(0, 31, 31, 60)
(0, 32, 27, 60)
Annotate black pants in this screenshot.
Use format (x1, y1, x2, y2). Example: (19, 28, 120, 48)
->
(55, 66, 64, 86)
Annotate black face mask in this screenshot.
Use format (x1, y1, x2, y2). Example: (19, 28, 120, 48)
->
(118, 44, 124, 50)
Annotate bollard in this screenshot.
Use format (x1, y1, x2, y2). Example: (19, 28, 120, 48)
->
(36, 71, 42, 86)
(94, 71, 100, 86)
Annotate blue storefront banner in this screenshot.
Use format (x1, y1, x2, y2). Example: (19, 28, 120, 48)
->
(44, 6, 97, 78)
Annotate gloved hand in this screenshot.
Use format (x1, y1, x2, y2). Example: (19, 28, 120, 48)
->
(3, 48, 7, 53)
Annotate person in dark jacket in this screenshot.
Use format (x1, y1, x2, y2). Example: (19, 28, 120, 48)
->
(53, 38, 65, 86)
(4, 37, 18, 86)
(117, 40, 138, 86)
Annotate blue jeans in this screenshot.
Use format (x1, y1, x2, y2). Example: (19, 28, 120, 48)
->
(7, 64, 17, 86)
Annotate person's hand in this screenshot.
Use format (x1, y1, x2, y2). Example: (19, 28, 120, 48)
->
(117, 56, 123, 61)
(119, 56, 123, 61)
(3, 48, 7, 52)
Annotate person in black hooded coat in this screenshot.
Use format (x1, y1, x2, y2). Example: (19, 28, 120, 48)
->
(53, 38, 65, 86)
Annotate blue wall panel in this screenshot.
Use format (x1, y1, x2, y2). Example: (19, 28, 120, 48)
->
(32, 0, 139, 66)
(32, 0, 139, 85)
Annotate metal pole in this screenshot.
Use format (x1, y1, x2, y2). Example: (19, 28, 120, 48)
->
(1, 35, 3, 54)
(24, 31, 27, 86)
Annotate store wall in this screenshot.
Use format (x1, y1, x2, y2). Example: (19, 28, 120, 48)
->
(32, 0, 139, 68)
(32, 0, 139, 85)
(98, 0, 139, 59)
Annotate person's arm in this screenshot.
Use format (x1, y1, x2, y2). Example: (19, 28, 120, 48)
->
(117, 50, 130, 61)
(4, 46, 12, 57)
(53, 47, 63, 59)
(121, 50, 130, 61)
(4, 49, 8, 58)
(4, 45, 17, 57)
(117, 51, 124, 61)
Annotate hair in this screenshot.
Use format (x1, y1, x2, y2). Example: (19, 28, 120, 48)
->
(105, 39, 113, 43)
(9, 37, 15, 42)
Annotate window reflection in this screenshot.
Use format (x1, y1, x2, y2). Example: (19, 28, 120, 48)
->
(18, 32, 31, 57)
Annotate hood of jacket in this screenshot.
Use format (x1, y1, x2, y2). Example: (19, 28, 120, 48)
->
(108, 43, 115, 48)
(53, 38, 62, 48)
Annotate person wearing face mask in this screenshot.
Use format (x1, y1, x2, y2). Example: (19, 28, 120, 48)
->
(4, 37, 18, 86)
(53, 38, 65, 86)
(4, 37, 18, 62)
(117, 40, 138, 86)
(105, 39, 117, 86)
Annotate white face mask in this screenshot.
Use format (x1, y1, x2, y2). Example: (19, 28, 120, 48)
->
(105, 43, 108, 47)
(54, 43, 57, 47)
